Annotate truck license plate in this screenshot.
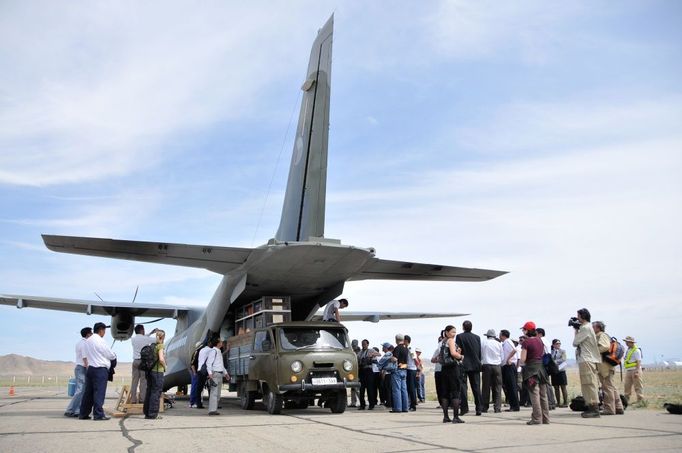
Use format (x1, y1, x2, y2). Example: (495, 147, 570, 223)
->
(312, 377, 337, 385)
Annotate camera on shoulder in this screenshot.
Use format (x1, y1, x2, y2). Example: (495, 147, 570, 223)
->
(568, 317, 581, 329)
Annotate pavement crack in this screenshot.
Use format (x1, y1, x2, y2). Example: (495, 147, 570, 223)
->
(118, 417, 143, 453)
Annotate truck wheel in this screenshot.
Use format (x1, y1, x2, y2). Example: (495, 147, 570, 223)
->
(329, 390, 347, 414)
(264, 386, 283, 415)
(239, 382, 256, 410)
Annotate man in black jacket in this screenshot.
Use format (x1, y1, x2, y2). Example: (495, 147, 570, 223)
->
(456, 320, 482, 416)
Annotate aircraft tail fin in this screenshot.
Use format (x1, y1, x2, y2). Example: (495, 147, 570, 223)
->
(275, 15, 333, 242)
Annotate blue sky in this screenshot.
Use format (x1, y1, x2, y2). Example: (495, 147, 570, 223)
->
(1, 1, 681, 364)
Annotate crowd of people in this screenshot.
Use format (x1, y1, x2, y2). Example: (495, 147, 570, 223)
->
(348, 308, 644, 426)
(63, 306, 644, 425)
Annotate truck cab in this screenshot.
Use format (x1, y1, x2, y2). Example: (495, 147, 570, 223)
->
(227, 320, 359, 414)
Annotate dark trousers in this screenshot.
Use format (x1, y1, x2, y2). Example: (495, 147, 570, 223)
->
(374, 372, 383, 404)
(481, 364, 502, 412)
(196, 373, 207, 407)
(520, 379, 530, 406)
(406, 369, 417, 409)
(143, 371, 164, 418)
(460, 370, 482, 414)
(80, 366, 108, 419)
(382, 373, 392, 407)
(502, 364, 520, 410)
(434, 371, 443, 403)
(359, 368, 376, 407)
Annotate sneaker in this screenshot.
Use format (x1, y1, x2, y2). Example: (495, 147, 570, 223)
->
(208, 411, 220, 416)
(93, 416, 111, 421)
(616, 409, 625, 415)
(64, 412, 74, 417)
(526, 420, 541, 425)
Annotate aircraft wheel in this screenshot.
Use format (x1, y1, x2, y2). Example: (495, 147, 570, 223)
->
(264, 386, 283, 415)
(239, 381, 256, 410)
(329, 390, 347, 414)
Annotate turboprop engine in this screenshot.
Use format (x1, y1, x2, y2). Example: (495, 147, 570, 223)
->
(110, 312, 135, 341)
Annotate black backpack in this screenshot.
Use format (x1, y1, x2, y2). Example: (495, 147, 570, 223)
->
(139, 344, 157, 372)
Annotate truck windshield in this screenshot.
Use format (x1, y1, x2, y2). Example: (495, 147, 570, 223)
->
(279, 327, 349, 350)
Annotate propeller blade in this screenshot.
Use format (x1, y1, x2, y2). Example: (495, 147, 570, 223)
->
(140, 317, 164, 325)
(94, 292, 104, 302)
(131, 286, 139, 304)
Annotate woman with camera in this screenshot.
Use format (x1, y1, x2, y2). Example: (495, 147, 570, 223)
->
(520, 321, 550, 425)
(551, 339, 568, 407)
(439, 325, 465, 423)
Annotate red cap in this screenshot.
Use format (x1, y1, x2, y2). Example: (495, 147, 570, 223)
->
(521, 321, 536, 331)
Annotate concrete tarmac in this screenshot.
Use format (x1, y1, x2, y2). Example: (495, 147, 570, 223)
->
(1, 387, 681, 453)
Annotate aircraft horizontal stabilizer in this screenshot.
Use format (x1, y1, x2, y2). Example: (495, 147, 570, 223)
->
(349, 258, 506, 282)
(42, 235, 254, 274)
(0, 294, 192, 318)
(310, 310, 469, 323)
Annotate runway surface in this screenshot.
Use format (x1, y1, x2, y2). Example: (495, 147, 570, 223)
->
(1, 387, 681, 452)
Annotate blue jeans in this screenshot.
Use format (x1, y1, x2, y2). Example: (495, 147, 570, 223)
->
(418, 373, 426, 401)
(80, 366, 109, 419)
(65, 365, 86, 415)
(391, 369, 408, 412)
(189, 373, 199, 405)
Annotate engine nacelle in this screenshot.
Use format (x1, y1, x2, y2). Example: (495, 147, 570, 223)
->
(110, 313, 135, 341)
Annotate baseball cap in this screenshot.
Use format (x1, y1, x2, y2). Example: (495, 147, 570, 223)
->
(521, 321, 536, 331)
(382, 342, 392, 349)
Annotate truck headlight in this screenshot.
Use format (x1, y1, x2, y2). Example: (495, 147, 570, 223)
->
(343, 360, 353, 372)
(290, 360, 303, 373)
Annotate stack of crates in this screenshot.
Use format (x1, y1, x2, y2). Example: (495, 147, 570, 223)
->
(235, 296, 291, 335)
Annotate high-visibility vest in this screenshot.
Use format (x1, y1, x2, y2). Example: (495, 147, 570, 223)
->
(624, 346, 640, 369)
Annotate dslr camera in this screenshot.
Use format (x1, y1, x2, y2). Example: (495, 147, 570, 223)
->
(568, 317, 581, 329)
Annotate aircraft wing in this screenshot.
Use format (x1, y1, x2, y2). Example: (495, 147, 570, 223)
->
(310, 310, 468, 323)
(0, 294, 191, 318)
(42, 235, 254, 274)
(349, 258, 506, 282)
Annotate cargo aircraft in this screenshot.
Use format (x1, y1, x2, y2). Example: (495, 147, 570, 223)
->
(0, 16, 505, 390)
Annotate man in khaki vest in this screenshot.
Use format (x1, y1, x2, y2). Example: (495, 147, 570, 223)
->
(572, 308, 601, 418)
(593, 321, 624, 415)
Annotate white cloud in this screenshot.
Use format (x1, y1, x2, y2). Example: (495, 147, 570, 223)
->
(0, 2, 330, 186)
(454, 98, 682, 155)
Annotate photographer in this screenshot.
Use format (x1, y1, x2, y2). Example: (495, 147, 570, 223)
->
(570, 308, 601, 418)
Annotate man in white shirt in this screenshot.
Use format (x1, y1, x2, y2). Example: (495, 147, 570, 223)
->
(130, 324, 156, 404)
(64, 327, 92, 417)
(80, 322, 116, 421)
(480, 329, 503, 413)
(499, 329, 520, 411)
(322, 298, 348, 322)
(206, 338, 227, 415)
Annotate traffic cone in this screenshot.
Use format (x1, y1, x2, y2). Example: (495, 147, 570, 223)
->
(8, 386, 15, 397)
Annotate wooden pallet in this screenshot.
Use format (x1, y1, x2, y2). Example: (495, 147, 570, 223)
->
(111, 384, 164, 418)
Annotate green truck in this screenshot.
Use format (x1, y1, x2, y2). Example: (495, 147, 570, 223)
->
(226, 320, 359, 414)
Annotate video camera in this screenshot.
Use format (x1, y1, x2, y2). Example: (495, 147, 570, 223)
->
(568, 317, 581, 329)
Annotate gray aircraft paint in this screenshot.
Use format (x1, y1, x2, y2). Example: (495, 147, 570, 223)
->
(276, 16, 332, 242)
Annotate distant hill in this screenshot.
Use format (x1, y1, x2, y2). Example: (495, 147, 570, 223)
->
(0, 354, 131, 376)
